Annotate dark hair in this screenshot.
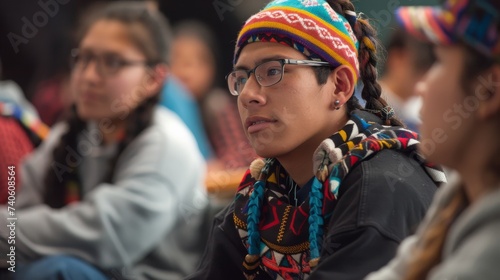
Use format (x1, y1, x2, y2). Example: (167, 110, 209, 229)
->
(44, 2, 172, 208)
(75, 1, 171, 65)
(313, 0, 404, 126)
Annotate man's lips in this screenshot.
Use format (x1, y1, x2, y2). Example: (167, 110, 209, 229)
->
(245, 116, 277, 133)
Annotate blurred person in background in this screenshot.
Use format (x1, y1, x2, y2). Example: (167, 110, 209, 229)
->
(166, 19, 257, 172)
(367, 0, 500, 279)
(0, 2, 208, 279)
(378, 27, 435, 132)
(0, 56, 49, 204)
(164, 20, 257, 192)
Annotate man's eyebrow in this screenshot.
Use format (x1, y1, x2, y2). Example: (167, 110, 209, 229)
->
(233, 55, 286, 70)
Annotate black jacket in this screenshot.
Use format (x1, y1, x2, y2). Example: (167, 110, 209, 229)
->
(187, 148, 438, 280)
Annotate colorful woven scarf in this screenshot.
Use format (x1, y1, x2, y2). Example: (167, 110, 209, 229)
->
(233, 112, 446, 279)
(234, 0, 360, 81)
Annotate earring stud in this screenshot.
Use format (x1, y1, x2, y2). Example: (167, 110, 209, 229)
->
(334, 100, 341, 110)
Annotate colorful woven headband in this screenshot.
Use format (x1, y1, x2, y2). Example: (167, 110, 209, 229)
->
(396, 0, 500, 60)
(234, 0, 360, 80)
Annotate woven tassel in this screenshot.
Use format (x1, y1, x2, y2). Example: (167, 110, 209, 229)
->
(309, 257, 320, 268)
(249, 158, 265, 179)
(243, 158, 270, 279)
(243, 254, 260, 279)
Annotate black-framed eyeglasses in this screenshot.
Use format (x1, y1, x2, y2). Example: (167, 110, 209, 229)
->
(70, 48, 150, 77)
(226, 59, 330, 96)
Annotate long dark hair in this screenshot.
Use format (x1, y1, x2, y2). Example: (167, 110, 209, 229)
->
(44, 2, 172, 208)
(313, 0, 404, 126)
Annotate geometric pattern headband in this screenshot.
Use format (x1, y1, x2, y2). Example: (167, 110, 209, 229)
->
(396, 0, 500, 61)
(234, 0, 360, 81)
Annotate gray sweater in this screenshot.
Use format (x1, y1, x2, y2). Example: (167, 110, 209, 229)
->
(366, 174, 500, 280)
(0, 107, 209, 279)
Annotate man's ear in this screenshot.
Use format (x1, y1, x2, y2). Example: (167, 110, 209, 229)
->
(328, 65, 356, 107)
(477, 65, 500, 120)
(142, 64, 168, 97)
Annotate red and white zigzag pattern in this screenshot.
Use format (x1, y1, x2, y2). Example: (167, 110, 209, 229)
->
(247, 9, 359, 71)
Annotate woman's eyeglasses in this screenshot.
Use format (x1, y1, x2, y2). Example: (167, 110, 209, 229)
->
(226, 59, 330, 96)
(70, 48, 149, 77)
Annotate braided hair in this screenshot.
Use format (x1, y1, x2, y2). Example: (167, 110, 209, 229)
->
(44, 2, 172, 208)
(315, 0, 404, 126)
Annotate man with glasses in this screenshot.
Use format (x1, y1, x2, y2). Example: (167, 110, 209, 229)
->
(187, 0, 444, 279)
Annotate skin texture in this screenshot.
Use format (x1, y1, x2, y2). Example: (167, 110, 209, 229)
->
(416, 45, 500, 203)
(415, 45, 472, 167)
(235, 42, 355, 185)
(70, 20, 165, 143)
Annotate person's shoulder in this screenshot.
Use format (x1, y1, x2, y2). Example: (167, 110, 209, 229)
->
(449, 187, 500, 246)
(153, 105, 192, 130)
(112, 107, 205, 187)
(120, 106, 202, 164)
(146, 106, 198, 145)
(208, 199, 236, 229)
(337, 149, 438, 241)
(356, 148, 438, 198)
(148, 106, 203, 159)
(429, 189, 500, 280)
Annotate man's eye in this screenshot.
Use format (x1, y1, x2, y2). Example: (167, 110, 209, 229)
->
(237, 77, 248, 85)
(233, 71, 248, 84)
(266, 67, 281, 77)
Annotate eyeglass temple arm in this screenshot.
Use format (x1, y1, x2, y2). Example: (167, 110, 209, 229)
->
(283, 59, 330, 66)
